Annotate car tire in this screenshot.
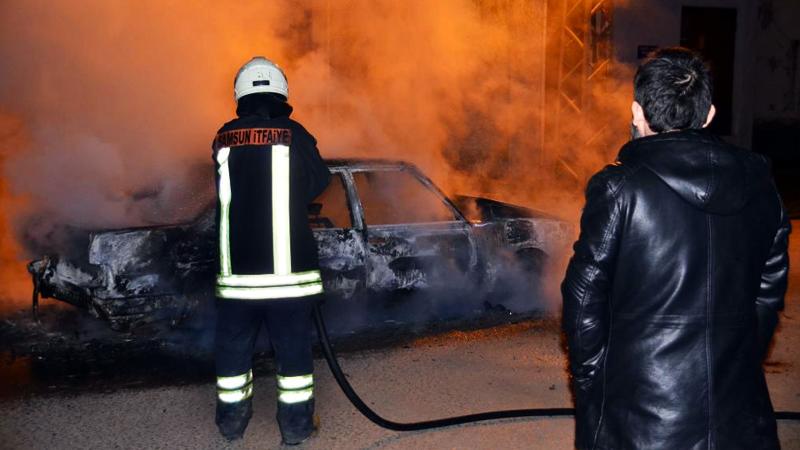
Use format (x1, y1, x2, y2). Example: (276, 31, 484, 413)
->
(484, 248, 548, 313)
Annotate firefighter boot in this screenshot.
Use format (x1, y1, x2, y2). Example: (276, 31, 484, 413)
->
(216, 398, 253, 441)
(277, 399, 317, 445)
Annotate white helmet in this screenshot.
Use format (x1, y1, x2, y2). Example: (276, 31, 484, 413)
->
(233, 57, 289, 102)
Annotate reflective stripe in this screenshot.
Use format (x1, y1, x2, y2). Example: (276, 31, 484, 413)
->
(271, 144, 292, 275)
(216, 282, 323, 300)
(217, 270, 321, 288)
(277, 374, 314, 405)
(277, 374, 313, 390)
(278, 387, 314, 404)
(218, 383, 253, 404)
(216, 370, 252, 390)
(216, 147, 232, 277)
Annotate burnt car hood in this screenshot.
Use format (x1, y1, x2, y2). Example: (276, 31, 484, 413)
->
(451, 195, 562, 222)
(29, 213, 216, 325)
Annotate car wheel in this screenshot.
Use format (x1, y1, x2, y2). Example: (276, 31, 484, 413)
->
(484, 248, 548, 314)
(516, 248, 546, 279)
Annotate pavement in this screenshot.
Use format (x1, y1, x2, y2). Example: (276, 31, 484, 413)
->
(0, 222, 799, 450)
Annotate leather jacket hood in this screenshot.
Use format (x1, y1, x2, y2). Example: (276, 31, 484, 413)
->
(618, 129, 771, 215)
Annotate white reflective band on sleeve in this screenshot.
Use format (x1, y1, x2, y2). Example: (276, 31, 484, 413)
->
(217, 147, 233, 277)
(216, 370, 253, 390)
(278, 387, 314, 404)
(217, 270, 321, 288)
(277, 374, 313, 390)
(217, 384, 254, 404)
(216, 282, 323, 300)
(271, 144, 292, 275)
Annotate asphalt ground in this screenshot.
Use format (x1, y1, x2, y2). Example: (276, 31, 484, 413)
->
(0, 221, 798, 449)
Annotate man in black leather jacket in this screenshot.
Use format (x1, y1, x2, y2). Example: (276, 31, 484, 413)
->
(562, 47, 790, 449)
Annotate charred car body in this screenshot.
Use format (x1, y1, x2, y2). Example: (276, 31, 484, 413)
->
(28, 160, 571, 333)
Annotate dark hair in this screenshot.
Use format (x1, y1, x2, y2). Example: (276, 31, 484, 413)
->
(633, 47, 713, 133)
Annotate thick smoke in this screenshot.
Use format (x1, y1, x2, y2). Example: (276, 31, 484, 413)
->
(0, 0, 633, 309)
(0, 113, 31, 309)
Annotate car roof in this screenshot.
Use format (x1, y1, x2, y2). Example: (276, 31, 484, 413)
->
(325, 158, 416, 171)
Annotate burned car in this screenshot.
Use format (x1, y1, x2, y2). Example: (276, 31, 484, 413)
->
(28, 159, 572, 333)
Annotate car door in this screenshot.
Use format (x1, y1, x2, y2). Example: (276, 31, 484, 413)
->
(309, 169, 367, 300)
(350, 166, 478, 294)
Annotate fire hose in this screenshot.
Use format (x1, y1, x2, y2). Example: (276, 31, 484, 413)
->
(312, 303, 800, 430)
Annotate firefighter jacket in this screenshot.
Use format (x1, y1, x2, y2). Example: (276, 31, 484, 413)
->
(562, 129, 789, 450)
(212, 95, 331, 300)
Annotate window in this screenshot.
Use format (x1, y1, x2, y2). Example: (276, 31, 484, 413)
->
(353, 169, 457, 225)
(309, 174, 352, 229)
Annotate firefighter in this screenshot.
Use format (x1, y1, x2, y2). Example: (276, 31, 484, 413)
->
(212, 56, 331, 444)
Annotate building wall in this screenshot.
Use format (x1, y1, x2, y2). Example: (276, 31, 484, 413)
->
(753, 0, 800, 121)
(612, 0, 758, 147)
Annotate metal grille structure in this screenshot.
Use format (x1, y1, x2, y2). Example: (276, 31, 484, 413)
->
(545, 0, 615, 185)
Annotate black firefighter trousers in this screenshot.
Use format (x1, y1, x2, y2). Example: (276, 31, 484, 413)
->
(215, 295, 320, 437)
